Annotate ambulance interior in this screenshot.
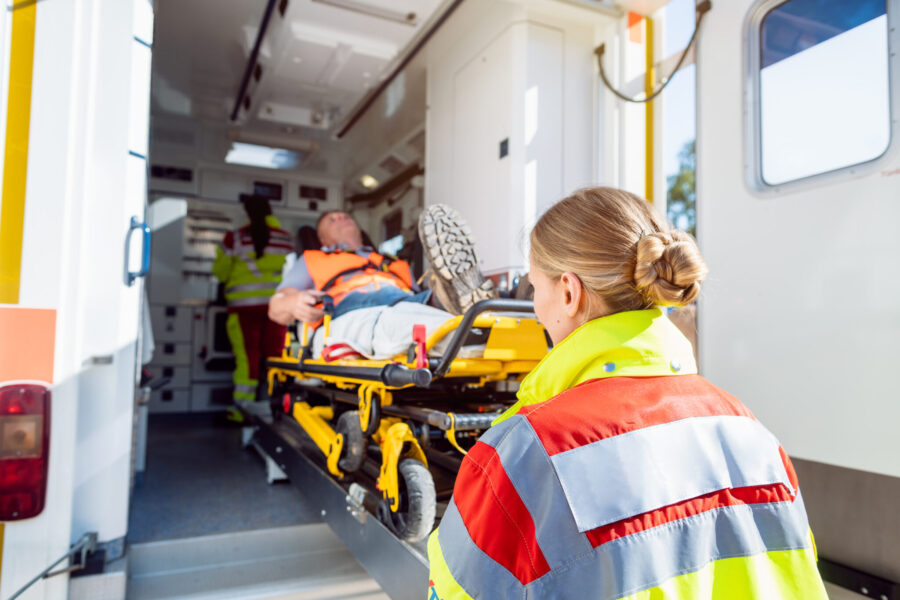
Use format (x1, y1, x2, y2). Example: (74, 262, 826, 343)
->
(125, 0, 898, 598)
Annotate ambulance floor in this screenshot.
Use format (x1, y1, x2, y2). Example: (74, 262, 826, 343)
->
(127, 413, 319, 544)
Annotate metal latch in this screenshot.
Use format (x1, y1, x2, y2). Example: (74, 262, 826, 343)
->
(346, 483, 369, 524)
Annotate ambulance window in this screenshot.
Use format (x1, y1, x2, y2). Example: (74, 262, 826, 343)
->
(758, 0, 890, 185)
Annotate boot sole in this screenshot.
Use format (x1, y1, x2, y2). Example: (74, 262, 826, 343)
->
(419, 205, 495, 313)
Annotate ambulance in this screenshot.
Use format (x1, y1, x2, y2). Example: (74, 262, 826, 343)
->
(0, 0, 896, 598)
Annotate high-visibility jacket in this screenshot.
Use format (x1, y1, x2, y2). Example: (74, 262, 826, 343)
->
(302, 248, 413, 306)
(428, 308, 827, 600)
(213, 216, 293, 307)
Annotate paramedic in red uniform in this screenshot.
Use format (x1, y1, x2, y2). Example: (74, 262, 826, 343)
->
(426, 187, 827, 599)
(213, 195, 293, 410)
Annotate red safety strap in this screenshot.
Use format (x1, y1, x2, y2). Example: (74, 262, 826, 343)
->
(412, 324, 427, 369)
(322, 342, 365, 363)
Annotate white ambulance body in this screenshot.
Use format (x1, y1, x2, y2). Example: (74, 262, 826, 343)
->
(0, 0, 896, 598)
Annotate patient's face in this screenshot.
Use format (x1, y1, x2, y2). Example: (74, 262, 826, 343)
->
(318, 212, 363, 248)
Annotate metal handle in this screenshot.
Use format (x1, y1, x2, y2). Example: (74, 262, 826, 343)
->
(126, 216, 152, 286)
(9, 532, 97, 599)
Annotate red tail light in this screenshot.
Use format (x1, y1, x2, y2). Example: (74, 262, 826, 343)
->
(0, 384, 50, 520)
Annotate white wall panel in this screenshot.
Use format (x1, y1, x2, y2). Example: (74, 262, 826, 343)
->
(426, 0, 602, 275)
(696, 0, 900, 477)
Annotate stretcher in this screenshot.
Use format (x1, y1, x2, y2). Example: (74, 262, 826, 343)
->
(266, 298, 548, 542)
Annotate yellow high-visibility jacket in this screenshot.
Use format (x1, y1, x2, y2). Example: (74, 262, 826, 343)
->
(428, 309, 827, 600)
(212, 215, 293, 307)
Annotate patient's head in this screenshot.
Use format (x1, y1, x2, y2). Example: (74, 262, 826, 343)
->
(316, 211, 363, 249)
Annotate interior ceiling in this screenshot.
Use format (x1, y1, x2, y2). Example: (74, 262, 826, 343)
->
(151, 0, 445, 183)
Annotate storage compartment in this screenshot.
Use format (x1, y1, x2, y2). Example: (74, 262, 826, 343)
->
(146, 365, 191, 389)
(191, 305, 235, 380)
(190, 382, 235, 413)
(150, 304, 193, 343)
(149, 388, 190, 413)
(153, 342, 192, 366)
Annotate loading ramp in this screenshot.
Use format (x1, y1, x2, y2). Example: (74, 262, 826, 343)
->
(247, 410, 430, 600)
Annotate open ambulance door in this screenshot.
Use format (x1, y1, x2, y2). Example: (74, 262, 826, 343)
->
(696, 0, 900, 593)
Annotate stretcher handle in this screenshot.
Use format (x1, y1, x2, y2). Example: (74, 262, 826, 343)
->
(380, 363, 432, 387)
(430, 298, 536, 378)
(449, 413, 499, 431)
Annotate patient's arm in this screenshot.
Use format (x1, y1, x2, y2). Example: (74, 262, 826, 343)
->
(269, 287, 325, 325)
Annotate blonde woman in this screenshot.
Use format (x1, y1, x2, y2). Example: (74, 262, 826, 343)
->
(427, 187, 826, 599)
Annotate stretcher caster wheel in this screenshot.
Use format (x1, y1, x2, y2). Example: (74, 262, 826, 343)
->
(377, 459, 436, 543)
(270, 391, 285, 422)
(336, 410, 366, 473)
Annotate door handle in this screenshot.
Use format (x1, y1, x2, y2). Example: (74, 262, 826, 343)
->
(126, 216, 152, 286)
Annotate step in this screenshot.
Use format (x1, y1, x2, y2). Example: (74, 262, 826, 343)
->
(127, 524, 389, 600)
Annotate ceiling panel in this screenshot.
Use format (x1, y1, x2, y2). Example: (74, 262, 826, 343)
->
(279, 36, 338, 84)
(329, 51, 388, 93)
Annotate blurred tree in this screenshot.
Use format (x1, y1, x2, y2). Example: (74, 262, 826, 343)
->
(666, 139, 696, 236)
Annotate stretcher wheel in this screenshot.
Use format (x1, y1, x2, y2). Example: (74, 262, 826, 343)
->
(336, 410, 366, 473)
(379, 459, 436, 543)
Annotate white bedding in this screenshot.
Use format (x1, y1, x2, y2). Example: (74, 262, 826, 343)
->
(311, 302, 460, 360)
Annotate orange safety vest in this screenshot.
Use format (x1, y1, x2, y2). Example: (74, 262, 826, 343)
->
(302, 249, 414, 307)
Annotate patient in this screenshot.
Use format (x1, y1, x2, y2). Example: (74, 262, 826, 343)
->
(268, 206, 496, 327)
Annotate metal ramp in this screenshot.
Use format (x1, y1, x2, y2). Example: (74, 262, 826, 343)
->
(127, 523, 388, 600)
(249, 412, 430, 600)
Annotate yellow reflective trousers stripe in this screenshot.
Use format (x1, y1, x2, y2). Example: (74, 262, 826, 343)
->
(620, 548, 827, 600)
(225, 313, 256, 398)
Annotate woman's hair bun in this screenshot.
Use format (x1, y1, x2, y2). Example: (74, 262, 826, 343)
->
(633, 230, 708, 306)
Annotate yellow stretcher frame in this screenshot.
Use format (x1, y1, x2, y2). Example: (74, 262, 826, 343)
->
(266, 299, 547, 517)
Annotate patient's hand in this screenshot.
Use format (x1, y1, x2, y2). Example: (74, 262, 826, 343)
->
(269, 288, 326, 325)
(293, 289, 326, 323)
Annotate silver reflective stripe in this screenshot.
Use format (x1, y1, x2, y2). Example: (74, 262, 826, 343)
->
(551, 415, 792, 532)
(227, 296, 270, 307)
(477, 412, 522, 448)
(233, 384, 256, 400)
(486, 416, 592, 567)
(245, 257, 263, 277)
(438, 500, 525, 597)
(523, 498, 812, 600)
(227, 281, 280, 294)
(270, 231, 294, 244)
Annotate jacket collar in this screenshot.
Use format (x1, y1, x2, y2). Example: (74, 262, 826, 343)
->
(494, 308, 697, 424)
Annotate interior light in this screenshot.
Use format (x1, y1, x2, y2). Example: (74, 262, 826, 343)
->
(360, 174, 379, 189)
(225, 142, 301, 170)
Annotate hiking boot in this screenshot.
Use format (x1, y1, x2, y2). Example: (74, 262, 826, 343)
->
(418, 204, 496, 314)
(422, 269, 459, 314)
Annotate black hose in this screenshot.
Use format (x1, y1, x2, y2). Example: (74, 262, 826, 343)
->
(595, 0, 712, 104)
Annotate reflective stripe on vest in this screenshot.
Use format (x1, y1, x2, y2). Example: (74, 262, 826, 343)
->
(226, 295, 273, 308)
(226, 281, 281, 294)
(302, 249, 413, 302)
(219, 219, 289, 307)
(434, 495, 815, 600)
(428, 375, 824, 599)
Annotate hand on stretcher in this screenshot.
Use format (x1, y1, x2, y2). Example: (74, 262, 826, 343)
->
(292, 289, 327, 324)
